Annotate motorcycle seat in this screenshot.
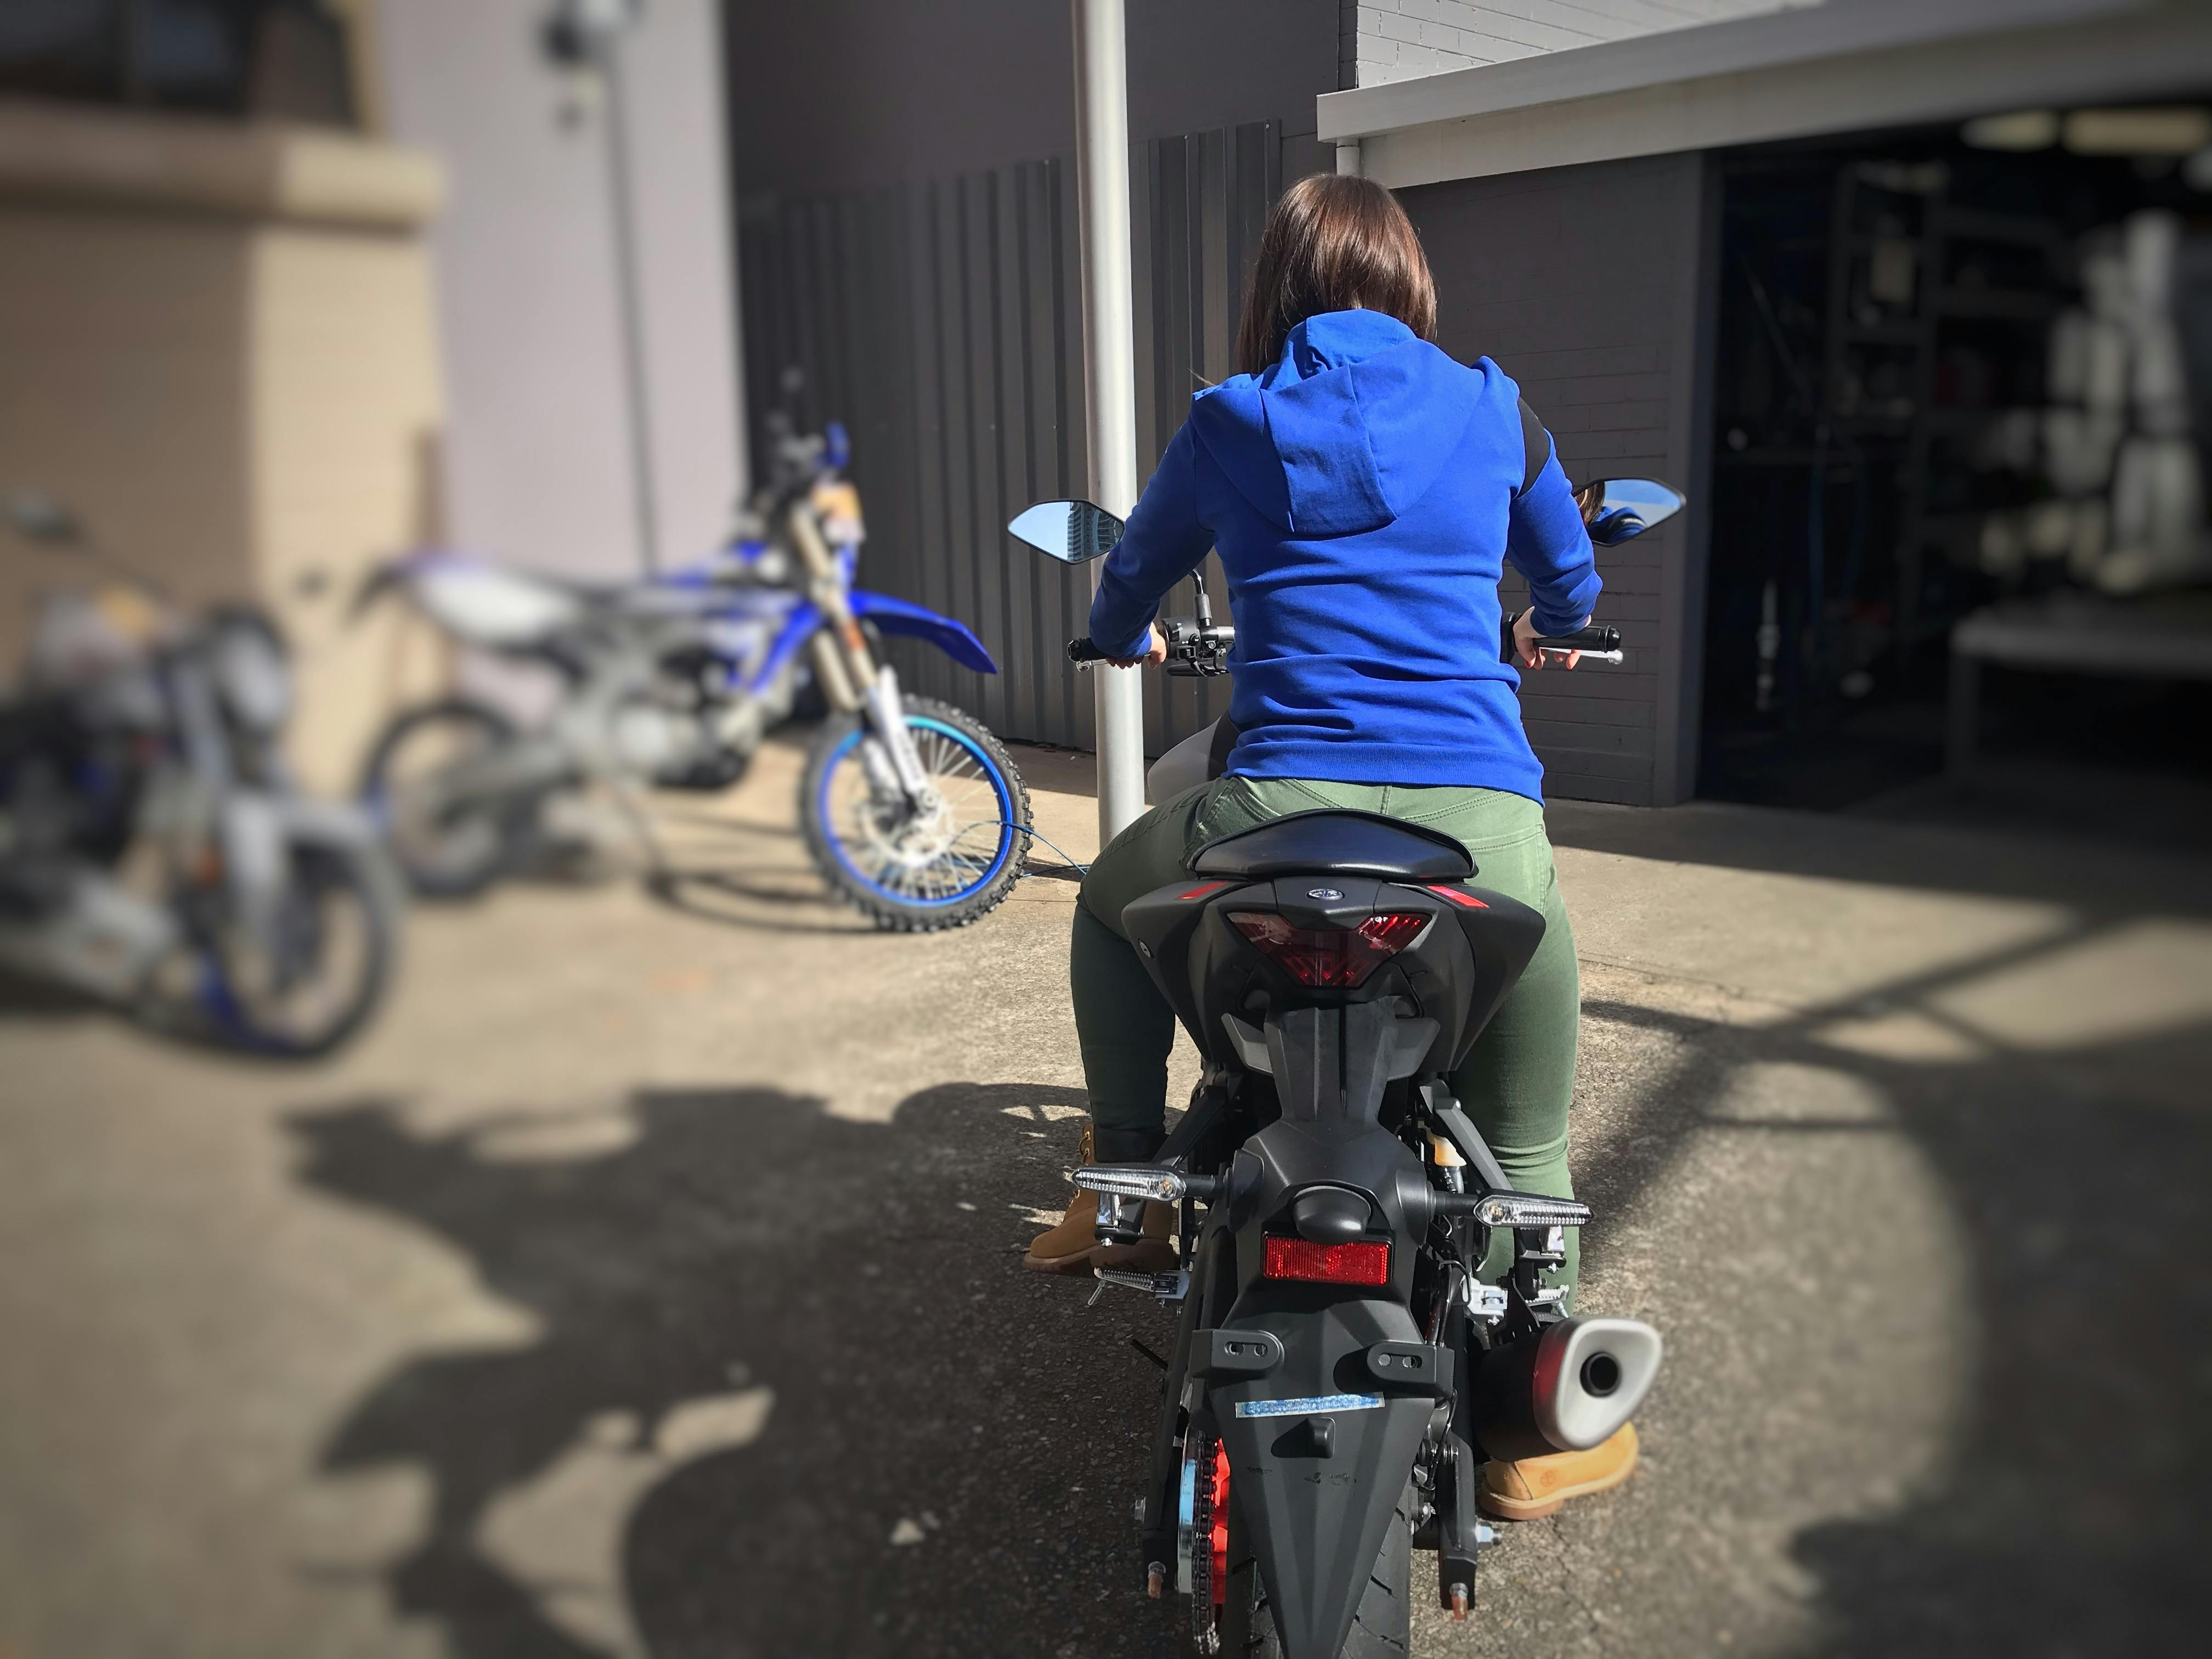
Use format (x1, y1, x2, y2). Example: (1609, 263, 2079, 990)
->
(1188, 809, 1475, 882)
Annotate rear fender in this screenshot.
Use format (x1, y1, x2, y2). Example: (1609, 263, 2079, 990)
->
(354, 552, 584, 648)
(348, 549, 457, 622)
(849, 589, 998, 674)
(348, 561, 408, 622)
(1207, 1296, 1434, 1659)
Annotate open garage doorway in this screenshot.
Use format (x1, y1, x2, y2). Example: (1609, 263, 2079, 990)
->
(1696, 103, 2212, 847)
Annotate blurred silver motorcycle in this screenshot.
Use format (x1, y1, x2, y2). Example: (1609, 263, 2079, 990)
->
(0, 495, 402, 1056)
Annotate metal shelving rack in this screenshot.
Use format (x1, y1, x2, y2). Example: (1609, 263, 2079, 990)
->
(1822, 164, 2064, 672)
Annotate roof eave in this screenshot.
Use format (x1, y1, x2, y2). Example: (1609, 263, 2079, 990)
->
(1318, 0, 2158, 144)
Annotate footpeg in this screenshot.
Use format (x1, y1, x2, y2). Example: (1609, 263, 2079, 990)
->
(1086, 1267, 1190, 1307)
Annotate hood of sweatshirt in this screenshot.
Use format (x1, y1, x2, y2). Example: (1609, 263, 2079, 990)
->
(1186, 309, 1481, 538)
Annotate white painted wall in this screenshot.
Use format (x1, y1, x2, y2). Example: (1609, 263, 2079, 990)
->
(370, 0, 743, 579)
(1342, 0, 1825, 87)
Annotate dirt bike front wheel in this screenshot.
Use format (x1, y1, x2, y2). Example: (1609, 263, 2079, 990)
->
(799, 696, 1029, 932)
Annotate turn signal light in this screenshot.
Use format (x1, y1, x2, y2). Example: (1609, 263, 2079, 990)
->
(1262, 1237, 1391, 1285)
(1228, 911, 1427, 988)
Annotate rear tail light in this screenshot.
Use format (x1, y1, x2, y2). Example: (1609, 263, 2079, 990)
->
(1227, 911, 1427, 988)
(1263, 1236, 1391, 1285)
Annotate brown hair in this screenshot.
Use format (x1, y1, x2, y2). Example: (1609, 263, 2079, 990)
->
(1234, 174, 1438, 377)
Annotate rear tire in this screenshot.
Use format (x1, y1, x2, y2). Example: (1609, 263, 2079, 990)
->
(359, 699, 539, 899)
(1215, 1485, 1413, 1658)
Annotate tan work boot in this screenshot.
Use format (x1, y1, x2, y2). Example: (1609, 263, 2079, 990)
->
(1022, 1119, 1178, 1276)
(1479, 1423, 1639, 1521)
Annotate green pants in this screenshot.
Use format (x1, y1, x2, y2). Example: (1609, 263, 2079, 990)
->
(1072, 775, 1582, 1297)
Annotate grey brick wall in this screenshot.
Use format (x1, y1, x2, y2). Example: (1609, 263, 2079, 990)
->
(1401, 151, 1716, 806)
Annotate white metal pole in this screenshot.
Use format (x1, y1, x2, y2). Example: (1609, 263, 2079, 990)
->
(599, 35, 660, 574)
(1072, 0, 1147, 845)
(1335, 139, 1363, 177)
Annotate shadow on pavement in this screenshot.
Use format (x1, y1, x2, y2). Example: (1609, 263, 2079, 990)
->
(640, 866, 878, 935)
(1546, 798, 2212, 917)
(1567, 930, 2212, 1656)
(290, 1082, 1184, 1659)
(287, 917, 2212, 1656)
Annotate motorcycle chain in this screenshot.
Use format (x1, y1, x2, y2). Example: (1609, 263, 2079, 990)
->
(1189, 1432, 1222, 1655)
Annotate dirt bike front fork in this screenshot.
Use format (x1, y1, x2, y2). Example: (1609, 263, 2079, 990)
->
(856, 664, 941, 816)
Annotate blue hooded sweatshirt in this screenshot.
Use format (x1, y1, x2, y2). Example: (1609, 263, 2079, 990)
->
(1088, 309, 1600, 803)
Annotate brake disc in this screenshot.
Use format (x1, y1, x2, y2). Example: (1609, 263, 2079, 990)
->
(858, 794, 956, 870)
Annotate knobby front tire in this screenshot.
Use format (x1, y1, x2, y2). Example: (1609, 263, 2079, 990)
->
(800, 695, 1031, 932)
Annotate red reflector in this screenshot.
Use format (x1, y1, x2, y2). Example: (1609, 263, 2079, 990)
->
(1263, 1236, 1391, 1285)
(1227, 911, 1426, 988)
(1179, 881, 1231, 901)
(1426, 885, 1488, 910)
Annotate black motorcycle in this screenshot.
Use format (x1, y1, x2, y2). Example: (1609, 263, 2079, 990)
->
(1008, 479, 1683, 1658)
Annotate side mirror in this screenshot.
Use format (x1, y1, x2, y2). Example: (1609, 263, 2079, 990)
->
(5, 491, 87, 548)
(1576, 478, 1685, 546)
(1008, 500, 1124, 563)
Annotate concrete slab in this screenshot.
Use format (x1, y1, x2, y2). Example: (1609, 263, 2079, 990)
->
(1, 741, 2204, 1657)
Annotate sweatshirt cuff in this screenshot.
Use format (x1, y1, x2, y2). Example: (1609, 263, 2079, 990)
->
(1527, 601, 1592, 637)
(1087, 610, 1155, 661)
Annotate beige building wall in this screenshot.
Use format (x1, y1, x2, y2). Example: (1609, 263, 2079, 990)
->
(0, 99, 452, 792)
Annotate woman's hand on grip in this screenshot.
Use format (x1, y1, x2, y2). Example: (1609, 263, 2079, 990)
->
(1514, 609, 1585, 671)
(1107, 624, 1168, 669)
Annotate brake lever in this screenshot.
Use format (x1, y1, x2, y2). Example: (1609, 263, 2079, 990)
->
(1536, 646, 1623, 665)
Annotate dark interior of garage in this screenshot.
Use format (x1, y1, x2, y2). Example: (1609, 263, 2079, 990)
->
(1700, 103, 2212, 844)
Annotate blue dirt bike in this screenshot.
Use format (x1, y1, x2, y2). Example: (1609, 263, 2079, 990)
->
(358, 416, 1031, 931)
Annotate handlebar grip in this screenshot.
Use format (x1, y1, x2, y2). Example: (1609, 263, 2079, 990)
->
(1066, 636, 1106, 664)
(1532, 624, 1621, 652)
(1501, 610, 1622, 661)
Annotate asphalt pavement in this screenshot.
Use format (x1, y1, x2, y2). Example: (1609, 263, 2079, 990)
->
(2, 738, 2207, 1658)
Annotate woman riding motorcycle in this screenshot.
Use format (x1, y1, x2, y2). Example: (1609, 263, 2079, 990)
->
(1023, 174, 1636, 1522)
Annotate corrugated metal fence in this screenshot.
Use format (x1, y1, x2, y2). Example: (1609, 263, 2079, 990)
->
(739, 120, 1329, 756)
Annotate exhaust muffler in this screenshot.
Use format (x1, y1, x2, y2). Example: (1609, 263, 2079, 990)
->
(1465, 1316, 1662, 1463)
